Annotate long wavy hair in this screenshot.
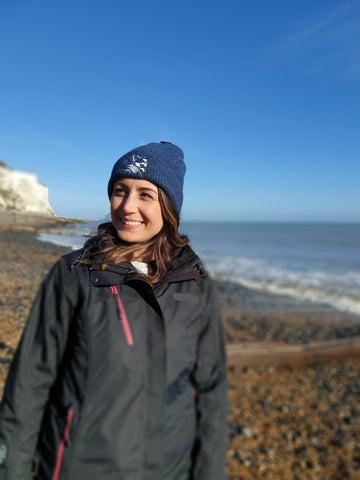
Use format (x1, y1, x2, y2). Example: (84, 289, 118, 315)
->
(81, 187, 189, 285)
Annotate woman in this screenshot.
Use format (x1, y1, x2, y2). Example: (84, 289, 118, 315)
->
(0, 142, 228, 480)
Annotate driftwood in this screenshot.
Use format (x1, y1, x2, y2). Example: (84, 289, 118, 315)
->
(227, 336, 360, 366)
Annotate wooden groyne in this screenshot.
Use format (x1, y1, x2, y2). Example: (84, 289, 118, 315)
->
(227, 336, 360, 366)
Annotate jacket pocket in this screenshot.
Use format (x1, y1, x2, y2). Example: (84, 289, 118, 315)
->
(110, 285, 134, 346)
(51, 406, 75, 480)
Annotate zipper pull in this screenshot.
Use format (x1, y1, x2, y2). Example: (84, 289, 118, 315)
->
(110, 285, 134, 346)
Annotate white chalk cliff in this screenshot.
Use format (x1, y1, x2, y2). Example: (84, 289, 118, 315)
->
(0, 163, 55, 216)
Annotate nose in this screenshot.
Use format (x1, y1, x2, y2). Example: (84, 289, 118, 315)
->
(121, 193, 137, 213)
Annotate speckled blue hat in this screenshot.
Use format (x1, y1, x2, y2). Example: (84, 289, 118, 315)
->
(108, 141, 186, 214)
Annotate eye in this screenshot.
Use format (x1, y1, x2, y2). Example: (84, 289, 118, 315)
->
(140, 192, 153, 199)
(113, 186, 126, 196)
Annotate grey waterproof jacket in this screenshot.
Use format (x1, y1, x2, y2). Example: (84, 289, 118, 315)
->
(0, 245, 228, 480)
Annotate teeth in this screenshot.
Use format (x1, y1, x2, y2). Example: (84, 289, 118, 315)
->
(122, 220, 142, 226)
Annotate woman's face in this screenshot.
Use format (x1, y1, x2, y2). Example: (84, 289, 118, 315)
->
(110, 178, 164, 244)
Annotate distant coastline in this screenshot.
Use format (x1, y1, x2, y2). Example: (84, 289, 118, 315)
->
(0, 210, 86, 232)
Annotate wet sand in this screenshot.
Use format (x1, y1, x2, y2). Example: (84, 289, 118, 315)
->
(1, 213, 360, 479)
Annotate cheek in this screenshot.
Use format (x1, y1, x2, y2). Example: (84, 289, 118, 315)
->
(110, 197, 120, 212)
(154, 207, 164, 228)
(156, 218, 164, 232)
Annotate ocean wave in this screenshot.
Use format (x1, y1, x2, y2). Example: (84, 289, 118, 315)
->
(38, 222, 95, 250)
(203, 255, 360, 316)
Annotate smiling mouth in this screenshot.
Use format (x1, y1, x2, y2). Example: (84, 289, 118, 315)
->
(121, 219, 143, 226)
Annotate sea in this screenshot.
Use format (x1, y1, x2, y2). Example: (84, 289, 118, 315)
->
(38, 221, 360, 317)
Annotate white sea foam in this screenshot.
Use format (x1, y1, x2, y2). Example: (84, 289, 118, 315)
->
(38, 233, 85, 251)
(38, 221, 95, 250)
(203, 255, 360, 316)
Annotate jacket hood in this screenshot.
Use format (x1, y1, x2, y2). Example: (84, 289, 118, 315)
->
(162, 245, 207, 283)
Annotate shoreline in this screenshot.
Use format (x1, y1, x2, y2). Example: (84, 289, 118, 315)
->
(0, 209, 86, 227)
(215, 279, 360, 325)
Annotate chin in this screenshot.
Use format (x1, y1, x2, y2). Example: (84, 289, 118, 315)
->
(115, 230, 145, 244)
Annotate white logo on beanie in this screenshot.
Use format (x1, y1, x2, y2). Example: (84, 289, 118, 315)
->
(124, 155, 148, 176)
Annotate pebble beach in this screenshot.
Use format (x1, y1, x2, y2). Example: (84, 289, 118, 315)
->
(1, 213, 360, 479)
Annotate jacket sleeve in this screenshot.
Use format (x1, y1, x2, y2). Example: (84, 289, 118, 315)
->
(191, 279, 228, 480)
(0, 256, 80, 480)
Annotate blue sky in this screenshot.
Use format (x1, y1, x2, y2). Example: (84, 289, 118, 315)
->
(1, 0, 359, 222)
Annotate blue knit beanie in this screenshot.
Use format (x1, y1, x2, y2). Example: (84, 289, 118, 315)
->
(108, 142, 186, 214)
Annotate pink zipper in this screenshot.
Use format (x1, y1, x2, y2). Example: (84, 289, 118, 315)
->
(52, 407, 74, 480)
(110, 285, 134, 346)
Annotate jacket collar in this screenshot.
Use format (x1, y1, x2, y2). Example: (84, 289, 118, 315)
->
(85, 245, 207, 288)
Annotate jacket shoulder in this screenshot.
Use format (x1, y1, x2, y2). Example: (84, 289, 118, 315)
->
(62, 248, 86, 268)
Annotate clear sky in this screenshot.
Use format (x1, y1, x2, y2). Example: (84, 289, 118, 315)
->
(1, 0, 359, 222)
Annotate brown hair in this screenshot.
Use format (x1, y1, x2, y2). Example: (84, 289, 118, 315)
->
(81, 188, 189, 286)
